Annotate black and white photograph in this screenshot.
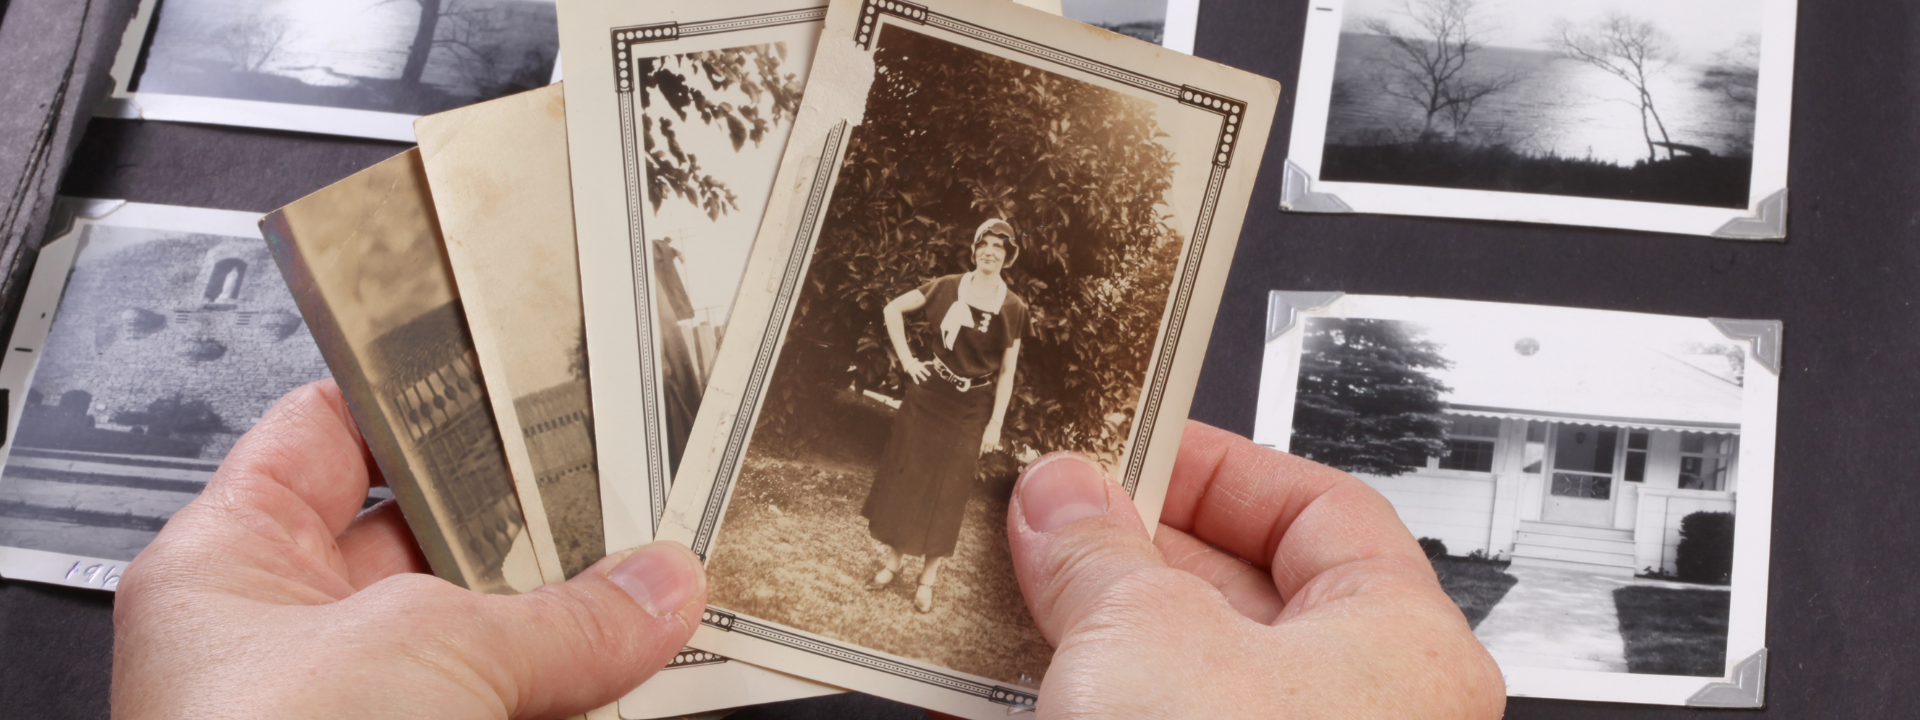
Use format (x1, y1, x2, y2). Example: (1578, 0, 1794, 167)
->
(1283, 0, 1797, 237)
(1253, 294, 1777, 705)
(654, 0, 1278, 715)
(266, 150, 553, 593)
(0, 204, 338, 589)
(104, 0, 560, 141)
(1061, 0, 1202, 53)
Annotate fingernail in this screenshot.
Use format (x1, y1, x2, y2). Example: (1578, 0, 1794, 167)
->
(1018, 453, 1110, 533)
(607, 542, 699, 616)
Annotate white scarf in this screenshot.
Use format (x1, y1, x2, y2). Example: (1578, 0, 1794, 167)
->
(939, 272, 1006, 350)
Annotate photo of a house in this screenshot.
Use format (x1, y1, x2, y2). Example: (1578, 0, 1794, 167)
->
(1338, 320, 1742, 578)
(1259, 296, 1771, 681)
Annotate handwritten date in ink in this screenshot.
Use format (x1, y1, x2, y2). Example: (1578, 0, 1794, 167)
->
(66, 561, 122, 590)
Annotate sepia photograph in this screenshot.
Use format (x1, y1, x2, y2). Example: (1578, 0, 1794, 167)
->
(1061, 0, 1202, 52)
(0, 204, 335, 578)
(653, 0, 1278, 715)
(559, 0, 827, 558)
(418, 84, 603, 580)
(1253, 294, 1778, 705)
(636, 41, 808, 476)
(266, 150, 552, 593)
(1284, 0, 1798, 237)
(556, 3, 848, 715)
(106, 0, 560, 140)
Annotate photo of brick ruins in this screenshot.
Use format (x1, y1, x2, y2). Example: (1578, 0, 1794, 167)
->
(0, 225, 332, 561)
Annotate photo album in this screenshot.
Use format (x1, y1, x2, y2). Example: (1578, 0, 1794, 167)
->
(0, 0, 1812, 714)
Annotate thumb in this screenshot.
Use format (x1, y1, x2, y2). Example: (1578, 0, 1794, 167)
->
(1007, 453, 1197, 646)
(360, 541, 707, 719)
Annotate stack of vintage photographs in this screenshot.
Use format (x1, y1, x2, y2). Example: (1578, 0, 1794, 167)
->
(250, 0, 1278, 718)
(0, 0, 1795, 714)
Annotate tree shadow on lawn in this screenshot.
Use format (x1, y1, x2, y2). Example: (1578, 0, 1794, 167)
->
(704, 448, 1053, 686)
(1613, 585, 1730, 676)
(1430, 555, 1518, 630)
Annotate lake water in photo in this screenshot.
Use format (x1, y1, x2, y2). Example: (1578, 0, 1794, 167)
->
(1328, 33, 1756, 166)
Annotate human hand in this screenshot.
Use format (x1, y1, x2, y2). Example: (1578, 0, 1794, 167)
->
(981, 420, 1003, 455)
(112, 380, 707, 720)
(903, 356, 932, 384)
(1005, 420, 1503, 718)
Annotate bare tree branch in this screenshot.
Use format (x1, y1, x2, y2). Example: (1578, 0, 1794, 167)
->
(211, 12, 295, 74)
(1357, 0, 1521, 140)
(1556, 13, 1679, 163)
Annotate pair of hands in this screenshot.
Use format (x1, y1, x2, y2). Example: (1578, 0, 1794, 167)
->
(112, 380, 1503, 718)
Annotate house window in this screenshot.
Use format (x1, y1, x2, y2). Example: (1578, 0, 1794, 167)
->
(1624, 430, 1649, 482)
(1435, 416, 1499, 472)
(1679, 433, 1735, 491)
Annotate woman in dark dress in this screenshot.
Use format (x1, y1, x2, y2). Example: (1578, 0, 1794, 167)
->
(861, 219, 1027, 613)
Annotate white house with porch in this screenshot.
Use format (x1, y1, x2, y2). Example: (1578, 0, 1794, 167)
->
(1357, 329, 1744, 577)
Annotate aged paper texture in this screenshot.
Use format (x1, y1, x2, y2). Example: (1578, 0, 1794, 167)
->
(263, 150, 554, 592)
(654, 0, 1279, 716)
(418, 84, 595, 580)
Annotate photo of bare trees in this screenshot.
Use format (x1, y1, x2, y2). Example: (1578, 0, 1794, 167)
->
(1322, 0, 1762, 208)
(133, 0, 558, 116)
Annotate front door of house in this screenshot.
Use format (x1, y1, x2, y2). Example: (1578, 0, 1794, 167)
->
(1542, 425, 1618, 527)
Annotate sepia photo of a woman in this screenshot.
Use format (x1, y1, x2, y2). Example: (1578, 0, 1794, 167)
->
(861, 219, 1028, 613)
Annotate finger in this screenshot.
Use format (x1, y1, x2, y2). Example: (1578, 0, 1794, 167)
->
(1007, 452, 1233, 646)
(133, 380, 378, 601)
(1151, 524, 1284, 624)
(205, 379, 378, 539)
(1160, 420, 1430, 603)
(337, 499, 430, 590)
(350, 541, 707, 719)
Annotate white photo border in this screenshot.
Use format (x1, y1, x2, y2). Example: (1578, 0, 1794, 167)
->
(1281, 0, 1798, 238)
(0, 200, 266, 592)
(1163, 0, 1201, 55)
(1251, 294, 1778, 707)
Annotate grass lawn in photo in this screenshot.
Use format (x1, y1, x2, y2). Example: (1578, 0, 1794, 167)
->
(704, 390, 1053, 685)
(1430, 555, 1519, 629)
(1612, 585, 1731, 676)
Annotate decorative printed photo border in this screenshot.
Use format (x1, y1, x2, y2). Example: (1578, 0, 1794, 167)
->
(655, 0, 1278, 716)
(558, 1, 844, 716)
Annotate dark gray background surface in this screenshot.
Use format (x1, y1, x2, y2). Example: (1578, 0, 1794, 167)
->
(6, 0, 1920, 717)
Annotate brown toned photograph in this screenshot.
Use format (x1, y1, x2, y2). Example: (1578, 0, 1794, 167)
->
(418, 84, 603, 579)
(701, 23, 1195, 686)
(265, 150, 547, 593)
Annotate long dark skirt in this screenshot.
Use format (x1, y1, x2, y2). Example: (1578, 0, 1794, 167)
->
(861, 376, 993, 559)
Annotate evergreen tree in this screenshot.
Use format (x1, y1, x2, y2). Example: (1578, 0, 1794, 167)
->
(1291, 318, 1452, 476)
